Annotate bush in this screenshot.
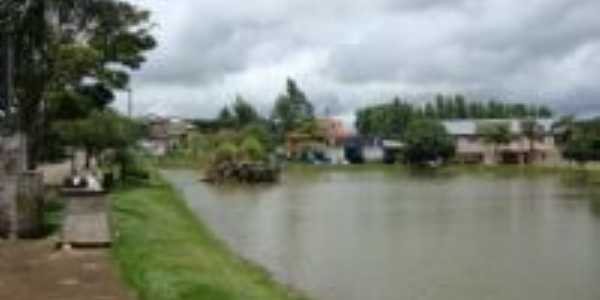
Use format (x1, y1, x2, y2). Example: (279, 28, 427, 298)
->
(241, 123, 272, 150)
(240, 136, 266, 162)
(213, 142, 238, 164)
(403, 119, 455, 165)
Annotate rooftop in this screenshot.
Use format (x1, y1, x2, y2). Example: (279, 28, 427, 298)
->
(442, 119, 555, 136)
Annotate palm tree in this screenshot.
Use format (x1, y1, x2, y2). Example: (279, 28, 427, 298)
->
(477, 122, 512, 164)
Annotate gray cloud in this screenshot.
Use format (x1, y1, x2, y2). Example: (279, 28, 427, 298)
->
(121, 0, 600, 118)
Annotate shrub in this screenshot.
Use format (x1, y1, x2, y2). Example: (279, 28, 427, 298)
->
(403, 119, 455, 165)
(241, 123, 272, 150)
(213, 142, 238, 164)
(240, 136, 266, 162)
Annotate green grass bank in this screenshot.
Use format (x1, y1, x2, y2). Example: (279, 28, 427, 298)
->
(110, 172, 310, 300)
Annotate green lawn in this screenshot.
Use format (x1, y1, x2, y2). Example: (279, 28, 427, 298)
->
(110, 173, 310, 300)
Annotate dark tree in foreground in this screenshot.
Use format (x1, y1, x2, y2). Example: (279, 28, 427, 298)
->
(403, 120, 455, 165)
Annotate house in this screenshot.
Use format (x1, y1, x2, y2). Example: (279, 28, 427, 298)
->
(285, 118, 352, 163)
(142, 116, 195, 156)
(317, 117, 351, 146)
(442, 119, 561, 165)
(285, 132, 328, 161)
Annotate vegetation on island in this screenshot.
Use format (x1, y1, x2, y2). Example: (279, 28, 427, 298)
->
(203, 128, 280, 183)
(170, 78, 319, 178)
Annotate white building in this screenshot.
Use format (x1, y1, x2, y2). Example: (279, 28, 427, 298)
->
(442, 119, 562, 165)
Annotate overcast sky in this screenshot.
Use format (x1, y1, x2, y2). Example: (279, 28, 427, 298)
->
(115, 0, 600, 119)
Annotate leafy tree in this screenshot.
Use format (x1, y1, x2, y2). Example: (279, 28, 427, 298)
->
(241, 123, 273, 150)
(355, 99, 415, 138)
(561, 118, 600, 166)
(217, 106, 235, 127)
(538, 106, 553, 118)
(562, 135, 595, 166)
(403, 120, 455, 165)
(553, 115, 576, 146)
(271, 78, 314, 134)
(435, 94, 445, 118)
(455, 94, 467, 119)
(55, 110, 142, 170)
(424, 102, 435, 118)
(232, 95, 260, 128)
(2, 0, 156, 168)
(477, 122, 512, 163)
(443, 95, 456, 118)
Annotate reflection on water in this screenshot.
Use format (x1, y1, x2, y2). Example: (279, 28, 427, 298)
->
(164, 169, 600, 300)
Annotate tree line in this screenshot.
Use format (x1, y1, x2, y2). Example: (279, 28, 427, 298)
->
(192, 78, 316, 144)
(356, 95, 554, 138)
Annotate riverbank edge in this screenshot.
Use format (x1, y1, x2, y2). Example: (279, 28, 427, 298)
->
(285, 162, 600, 177)
(157, 152, 600, 174)
(109, 169, 311, 300)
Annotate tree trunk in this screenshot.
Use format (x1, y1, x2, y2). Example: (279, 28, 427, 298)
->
(85, 148, 91, 170)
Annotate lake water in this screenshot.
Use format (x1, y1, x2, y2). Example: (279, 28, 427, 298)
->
(164, 168, 600, 300)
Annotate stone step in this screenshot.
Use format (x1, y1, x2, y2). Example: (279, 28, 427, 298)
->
(60, 196, 112, 249)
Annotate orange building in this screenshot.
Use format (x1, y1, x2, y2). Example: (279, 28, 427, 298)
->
(317, 117, 350, 146)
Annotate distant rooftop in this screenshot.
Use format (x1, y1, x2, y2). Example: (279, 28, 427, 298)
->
(442, 119, 555, 136)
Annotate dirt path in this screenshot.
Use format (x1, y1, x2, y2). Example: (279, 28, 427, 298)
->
(0, 240, 133, 300)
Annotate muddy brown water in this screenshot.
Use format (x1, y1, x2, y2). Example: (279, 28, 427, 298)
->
(164, 168, 600, 300)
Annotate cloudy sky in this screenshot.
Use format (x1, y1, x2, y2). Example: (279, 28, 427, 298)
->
(115, 0, 600, 119)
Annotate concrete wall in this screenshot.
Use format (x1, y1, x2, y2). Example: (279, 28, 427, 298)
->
(1, 135, 45, 238)
(0, 171, 45, 238)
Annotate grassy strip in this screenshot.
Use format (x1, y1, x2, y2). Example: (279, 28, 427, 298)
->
(110, 172, 310, 300)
